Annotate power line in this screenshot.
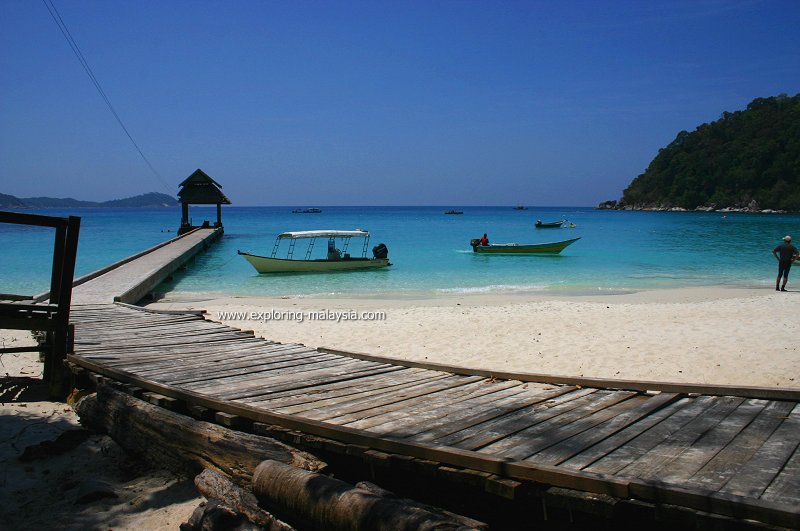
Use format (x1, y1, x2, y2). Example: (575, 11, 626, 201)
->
(42, 0, 173, 194)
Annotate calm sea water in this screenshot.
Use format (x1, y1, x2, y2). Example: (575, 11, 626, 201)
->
(2, 206, 798, 298)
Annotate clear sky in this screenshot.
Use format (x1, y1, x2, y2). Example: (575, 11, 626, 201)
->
(1, 0, 799, 206)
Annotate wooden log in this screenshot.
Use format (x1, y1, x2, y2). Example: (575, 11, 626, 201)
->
(74, 385, 325, 485)
(191, 468, 295, 531)
(252, 459, 488, 531)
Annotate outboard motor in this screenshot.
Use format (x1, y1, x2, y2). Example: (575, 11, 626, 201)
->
(470, 238, 481, 252)
(372, 243, 388, 259)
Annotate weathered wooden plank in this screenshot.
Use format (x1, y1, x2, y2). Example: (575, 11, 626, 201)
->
(187, 357, 371, 394)
(760, 442, 800, 506)
(585, 395, 718, 475)
(86, 341, 289, 369)
(362, 381, 529, 437)
(300, 375, 484, 424)
(483, 391, 638, 459)
(407, 384, 574, 443)
(434, 388, 600, 450)
(148, 350, 337, 384)
(266, 370, 451, 414)
(339, 378, 518, 431)
(719, 403, 800, 499)
(612, 396, 745, 480)
(531, 392, 684, 466)
(560, 397, 691, 471)
(689, 400, 796, 491)
(207, 363, 403, 402)
(653, 398, 769, 484)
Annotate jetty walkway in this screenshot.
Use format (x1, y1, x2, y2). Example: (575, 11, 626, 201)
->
(62, 228, 799, 528)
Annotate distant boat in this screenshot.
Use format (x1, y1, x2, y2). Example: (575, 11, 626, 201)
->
(445, 210, 464, 215)
(292, 208, 322, 213)
(239, 230, 390, 273)
(513, 205, 528, 210)
(535, 219, 565, 228)
(470, 237, 580, 254)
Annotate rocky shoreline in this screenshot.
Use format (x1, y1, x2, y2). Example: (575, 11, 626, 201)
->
(597, 199, 789, 214)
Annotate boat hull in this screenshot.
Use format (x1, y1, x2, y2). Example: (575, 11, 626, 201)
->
(535, 221, 564, 228)
(239, 251, 390, 273)
(472, 237, 580, 254)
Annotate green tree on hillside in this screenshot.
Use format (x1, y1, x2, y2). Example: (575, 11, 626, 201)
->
(620, 93, 800, 211)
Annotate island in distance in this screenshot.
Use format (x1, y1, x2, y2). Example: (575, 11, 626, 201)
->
(0, 192, 178, 209)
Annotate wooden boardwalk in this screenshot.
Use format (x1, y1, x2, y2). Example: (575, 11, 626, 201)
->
(71, 227, 221, 304)
(67, 302, 800, 529)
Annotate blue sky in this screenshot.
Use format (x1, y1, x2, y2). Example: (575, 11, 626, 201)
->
(1, 0, 798, 206)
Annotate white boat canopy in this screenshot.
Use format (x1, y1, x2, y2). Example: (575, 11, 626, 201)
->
(277, 230, 369, 239)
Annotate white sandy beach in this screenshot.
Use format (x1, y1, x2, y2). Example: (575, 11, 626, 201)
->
(0, 332, 202, 530)
(151, 286, 799, 389)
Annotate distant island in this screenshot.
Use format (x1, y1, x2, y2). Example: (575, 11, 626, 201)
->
(0, 192, 179, 209)
(600, 93, 799, 213)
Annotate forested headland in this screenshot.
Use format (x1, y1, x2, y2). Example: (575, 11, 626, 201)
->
(602, 93, 800, 212)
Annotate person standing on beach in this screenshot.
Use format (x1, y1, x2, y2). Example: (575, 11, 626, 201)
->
(773, 235, 799, 291)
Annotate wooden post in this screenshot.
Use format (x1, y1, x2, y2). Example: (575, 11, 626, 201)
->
(216, 203, 222, 227)
(48, 215, 80, 399)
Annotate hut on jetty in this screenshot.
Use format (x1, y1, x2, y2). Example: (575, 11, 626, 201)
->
(177, 169, 231, 234)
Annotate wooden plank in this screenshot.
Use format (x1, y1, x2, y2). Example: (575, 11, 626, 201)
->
(760, 443, 800, 506)
(719, 403, 800, 499)
(207, 362, 403, 402)
(585, 395, 718, 475)
(612, 396, 745, 480)
(482, 391, 638, 459)
(142, 349, 334, 383)
(187, 357, 369, 393)
(560, 397, 691, 471)
(339, 378, 519, 431)
(363, 382, 530, 437)
(690, 400, 796, 491)
(407, 384, 574, 443)
(300, 375, 484, 423)
(653, 398, 769, 484)
(531, 392, 683, 466)
(264, 369, 450, 413)
(434, 388, 600, 450)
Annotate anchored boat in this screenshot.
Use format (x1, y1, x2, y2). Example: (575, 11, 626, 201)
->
(535, 219, 565, 228)
(239, 230, 390, 273)
(470, 237, 580, 254)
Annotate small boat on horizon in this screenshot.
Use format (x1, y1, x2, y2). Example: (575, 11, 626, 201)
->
(292, 207, 322, 213)
(469, 237, 580, 254)
(445, 210, 464, 215)
(513, 205, 528, 210)
(239, 230, 390, 273)
(535, 219, 565, 228)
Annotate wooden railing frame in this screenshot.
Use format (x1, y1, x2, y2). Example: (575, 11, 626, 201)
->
(0, 211, 80, 398)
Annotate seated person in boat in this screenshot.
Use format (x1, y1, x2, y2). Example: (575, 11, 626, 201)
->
(480, 233, 489, 246)
(327, 239, 342, 261)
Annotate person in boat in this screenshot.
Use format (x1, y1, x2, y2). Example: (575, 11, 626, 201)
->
(480, 233, 489, 246)
(773, 235, 799, 291)
(327, 239, 342, 261)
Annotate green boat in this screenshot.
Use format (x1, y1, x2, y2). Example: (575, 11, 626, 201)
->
(470, 237, 580, 254)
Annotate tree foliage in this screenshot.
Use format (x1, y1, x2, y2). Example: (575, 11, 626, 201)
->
(621, 93, 800, 210)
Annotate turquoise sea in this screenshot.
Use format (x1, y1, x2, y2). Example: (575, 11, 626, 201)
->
(2, 206, 798, 298)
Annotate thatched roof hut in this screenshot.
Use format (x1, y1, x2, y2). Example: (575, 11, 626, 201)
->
(178, 169, 231, 234)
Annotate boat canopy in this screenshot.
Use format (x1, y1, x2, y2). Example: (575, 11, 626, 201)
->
(277, 230, 369, 239)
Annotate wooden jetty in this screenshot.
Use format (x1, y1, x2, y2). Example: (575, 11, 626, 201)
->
(65, 302, 800, 528)
(70, 227, 222, 304)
